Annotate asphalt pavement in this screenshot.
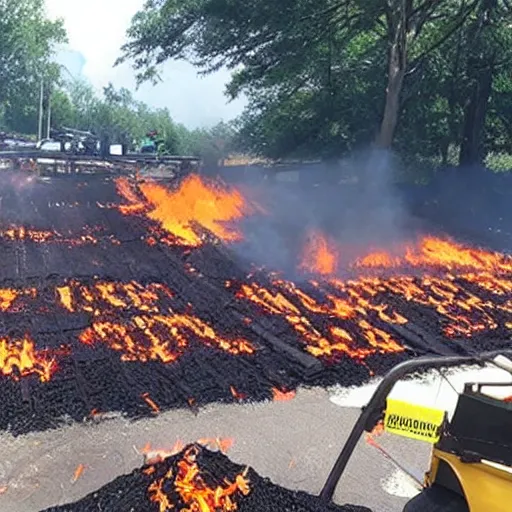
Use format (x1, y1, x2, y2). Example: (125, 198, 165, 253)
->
(0, 386, 430, 512)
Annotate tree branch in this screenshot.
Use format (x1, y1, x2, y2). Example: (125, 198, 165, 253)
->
(409, 0, 479, 67)
(299, 1, 351, 21)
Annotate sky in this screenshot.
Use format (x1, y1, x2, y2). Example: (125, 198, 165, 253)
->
(44, 0, 246, 128)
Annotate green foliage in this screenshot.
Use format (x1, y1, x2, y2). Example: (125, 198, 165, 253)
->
(0, 0, 66, 131)
(3, 0, 512, 170)
(0, 0, 228, 158)
(48, 80, 228, 156)
(485, 152, 512, 173)
(120, 0, 512, 167)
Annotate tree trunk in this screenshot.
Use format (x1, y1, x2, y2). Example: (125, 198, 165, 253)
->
(376, 46, 406, 148)
(440, 140, 449, 166)
(376, 4, 408, 149)
(446, 28, 464, 152)
(459, 60, 494, 167)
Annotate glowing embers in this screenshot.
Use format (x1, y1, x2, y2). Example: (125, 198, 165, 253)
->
(55, 279, 254, 364)
(0, 335, 56, 382)
(115, 175, 254, 247)
(0, 287, 37, 313)
(0, 226, 54, 243)
(0, 224, 115, 246)
(55, 280, 169, 315)
(380, 275, 500, 337)
(148, 444, 250, 512)
(235, 267, 512, 360)
(235, 281, 404, 361)
(79, 314, 254, 365)
(1, 278, 254, 370)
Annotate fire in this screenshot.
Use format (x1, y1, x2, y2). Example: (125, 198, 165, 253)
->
(80, 312, 254, 365)
(0, 221, 508, 389)
(296, 231, 511, 275)
(0, 225, 107, 246)
(236, 281, 403, 361)
(234, 257, 512, 360)
(115, 177, 147, 214)
(141, 439, 234, 467)
(116, 176, 143, 205)
(142, 392, 161, 414)
(355, 236, 512, 273)
(300, 231, 338, 275)
(141, 440, 185, 465)
(356, 251, 401, 268)
(272, 388, 296, 401)
(72, 464, 85, 483)
(115, 175, 252, 246)
(197, 438, 234, 454)
(0, 336, 55, 382)
(54, 280, 168, 316)
(56, 286, 74, 312)
(231, 232, 512, 351)
(0, 226, 55, 243)
(148, 445, 250, 512)
(230, 386, 247, 401)
(412, 237, 512, 272)
(0, 289, 19, 311)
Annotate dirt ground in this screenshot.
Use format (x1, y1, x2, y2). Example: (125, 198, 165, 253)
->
(0, 386, 429, 512)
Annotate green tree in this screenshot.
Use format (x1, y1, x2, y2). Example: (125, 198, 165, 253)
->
(50, 80, 187, 154)
(0, 0, 66, 132)
(119, 0, 491, 152)
(457, 0, 512, 167)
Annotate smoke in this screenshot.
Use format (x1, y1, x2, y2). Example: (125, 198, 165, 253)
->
(0, 170, 38, 222)
(229, 148, 415, 277)
(226, 151, 512, 277)
(413, 165, 512, 254)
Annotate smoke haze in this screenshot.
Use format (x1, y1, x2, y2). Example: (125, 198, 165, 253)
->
(230, 148, 419, 276)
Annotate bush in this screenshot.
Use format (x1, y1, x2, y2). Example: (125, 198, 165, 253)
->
(485, 152, 512, 173)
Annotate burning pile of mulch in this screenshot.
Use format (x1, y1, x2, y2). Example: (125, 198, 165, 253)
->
(43, 444, 372, 512)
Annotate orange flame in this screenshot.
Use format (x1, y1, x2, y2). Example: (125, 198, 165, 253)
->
(356, 251, 402, 268)
(142, 440, 185, 465)
(115, 175, 252, 246)
(142, 392, 160, 414)
(230, 386, 247, 401)
(115, 177, 147, 215)
(0, 226, 509, 388)
(237, 281, 403, 361)
(72, 464, 85, 483)
(0, 289, 19, 311)
(197, 438, 234, 454)
(0, 336, 55, 382)
(56, 286, 74, 312)
(141, 438, 234, 466)
(272, 388, 296, 401)
(0, 227, 55, 243)
(354, 236, 512, 273)
(79, 313, 254, 365)
(299, 231, 338, 275)
(148, 445, 250, 512)
(0, 225, 104, 246)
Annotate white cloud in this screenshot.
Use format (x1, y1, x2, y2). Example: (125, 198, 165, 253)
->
(45, 0, 246, 127)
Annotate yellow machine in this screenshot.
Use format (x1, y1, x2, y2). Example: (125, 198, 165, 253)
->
(319, 350, 512, 511)
(416, 448, 512, 511)
(405, 375, 512, 511)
